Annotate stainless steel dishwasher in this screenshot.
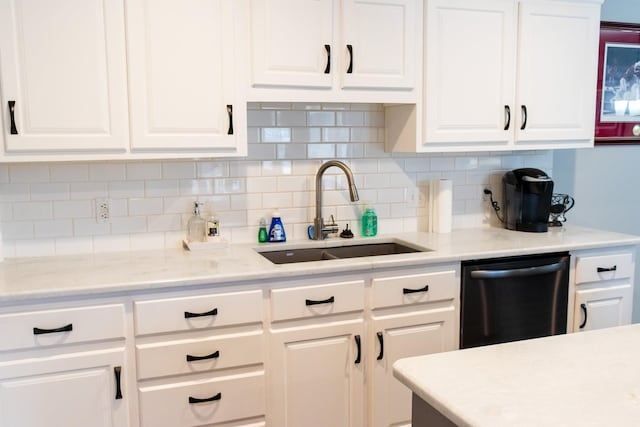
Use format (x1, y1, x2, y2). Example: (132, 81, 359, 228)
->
(460, 252, 570, 349)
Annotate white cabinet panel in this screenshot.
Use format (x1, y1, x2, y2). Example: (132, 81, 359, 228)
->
(250, 0, 334, 88)
(0, 348, 129, 427)
(126, 0, 244, 153)
(269, 320, 365, 427)
(574, 284, 633, 331)
(515, 0, 600, 145)
(0, 0, 129, 152)
(341, 0, 417, 90)
(424, 0, 516, 146)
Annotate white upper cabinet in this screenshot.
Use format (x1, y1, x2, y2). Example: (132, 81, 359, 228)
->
(126, 0, 245, 155)
(249, 0, 421, 102)
(423, 0, 516, 148)
(515, 0, 601, 146)
(250, 0, 335, 89)
(388, 0, 603, 153)
(0, 0, 129, 153)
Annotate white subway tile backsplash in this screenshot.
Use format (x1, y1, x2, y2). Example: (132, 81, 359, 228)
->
(0, 102, 553, 257)
(10, 164, 49, 183)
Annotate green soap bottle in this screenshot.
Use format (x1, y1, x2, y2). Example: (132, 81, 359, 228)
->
(361, 207, 377, 237)
(258, 218, 268, 243)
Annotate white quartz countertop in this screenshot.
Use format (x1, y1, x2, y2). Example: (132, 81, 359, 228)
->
(393, 324, 640, 427)
(1, 225, 638, 303)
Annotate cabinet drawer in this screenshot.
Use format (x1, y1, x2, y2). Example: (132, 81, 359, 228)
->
(0, 304, 125, 352)
(134, 290, 263, 336)
(270, 280, 365, 322)
(136, 331, 264, 380)
(371, 270, 457, 309)
(138, 371, 265, 426)
(575, 253, 633, 284)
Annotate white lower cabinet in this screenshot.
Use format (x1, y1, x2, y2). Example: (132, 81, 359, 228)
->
(133, 288, 266, 427)
(269, 320, 366, 427)
(368, 267, 459, 427)
(0, 302, 131, 426)
(572, 249, 635, 332)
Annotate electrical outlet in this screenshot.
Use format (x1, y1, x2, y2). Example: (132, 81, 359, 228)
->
(405, 188, 424, 207)
(95, 198, 110, 223)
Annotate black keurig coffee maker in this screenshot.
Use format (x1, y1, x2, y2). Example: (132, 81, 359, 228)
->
(503, 168, 553, 232)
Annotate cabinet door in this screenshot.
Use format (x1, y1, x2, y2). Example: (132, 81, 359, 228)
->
(515, 0, 600, 145)
(0, 348, 129, 426)
(341, 0, 418, 90)
(574, 284, 633, 332)
(424, 0, 516, 147)
(126, 0, 243, 154)
(0, 0, 128, 152)
(369, 308, 456, 427)
(250, 0, 335, 89)
(269, 320, 365, 427)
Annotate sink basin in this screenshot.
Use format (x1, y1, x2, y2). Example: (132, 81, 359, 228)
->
(257, 242, 427, 264)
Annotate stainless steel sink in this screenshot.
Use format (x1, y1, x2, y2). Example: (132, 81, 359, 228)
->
(257, 242, 428, 264)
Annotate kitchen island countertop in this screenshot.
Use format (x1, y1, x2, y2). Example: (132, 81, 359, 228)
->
(393, 323, 640, 426)
(0, 225, 638, 303)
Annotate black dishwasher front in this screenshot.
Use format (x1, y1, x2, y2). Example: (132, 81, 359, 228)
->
(460, 252, 569, 349)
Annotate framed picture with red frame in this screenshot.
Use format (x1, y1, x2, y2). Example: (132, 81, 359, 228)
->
(595, 21, 640, 144)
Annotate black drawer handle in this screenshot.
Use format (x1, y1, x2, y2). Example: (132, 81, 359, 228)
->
(504, 105, 511, 130)
(186, 350, 220, 362)
(305, 296, 335, 306)
(597, 265, 617, 273)
(376, 331, 384, 361)
(579, 303, 588, 329)
(346, 44, 353, 73)
(33, 323, 73, 335)
(226, 104, 233, 135)
(114, 366, 123, 400)
(8, 100, 18, 135)
(354, 334, 361, 364)
(403, 285, 429, 294)
(324, 44, 331, 74)
(184, 308, 218, 319)
(189, 392, 221, 404)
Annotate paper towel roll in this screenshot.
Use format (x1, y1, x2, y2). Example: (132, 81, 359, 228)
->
(429, 179, 453, 233)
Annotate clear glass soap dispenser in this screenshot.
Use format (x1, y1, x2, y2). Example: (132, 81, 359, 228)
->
(187, 201, 206, 242)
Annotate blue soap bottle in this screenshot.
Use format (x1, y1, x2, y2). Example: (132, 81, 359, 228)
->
(268, 210, 286, 242)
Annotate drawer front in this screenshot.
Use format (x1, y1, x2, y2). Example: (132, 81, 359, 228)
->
(136, 331, 264, 380)
(575, 252, 633, 284)
(371, 270, 457, 309)
(270, 280, 365, 322)
(134, 290, 263, 336)
(138, 371, 265, 426)
(0, 304, 125, 352)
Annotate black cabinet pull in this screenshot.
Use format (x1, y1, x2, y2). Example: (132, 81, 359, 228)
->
(184, 308, 218, 319)
(305, 296, 335, 306)
(504, 105, 511, 130)
(189, 392, 221, 404)
(520, 105, 527, 130)
(324, 44, 331, 74)
(33, 323, 73, 335)
(186, 350, 220, 362)
(227, 104, 233, 135)
(114, 366, 123, 400)
(354, 334, 361, 364)
(376, 331, 384, 361)
(597, 265, 617, 273)
(346, 44, 353, 73)
(8, 100, 18, 135)
(579, 303, 588, 329)
(403, 285, 429, 294)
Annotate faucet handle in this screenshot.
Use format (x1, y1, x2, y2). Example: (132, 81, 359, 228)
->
(326, 214, 337, 226)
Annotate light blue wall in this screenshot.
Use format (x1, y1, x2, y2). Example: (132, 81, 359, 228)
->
(552, 0, 640, 322)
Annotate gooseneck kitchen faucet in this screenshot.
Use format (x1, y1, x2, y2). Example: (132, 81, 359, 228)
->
(312, 160, 359, 240)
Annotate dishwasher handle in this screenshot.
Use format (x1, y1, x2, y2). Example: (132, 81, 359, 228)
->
(470, 261, 566, 280)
